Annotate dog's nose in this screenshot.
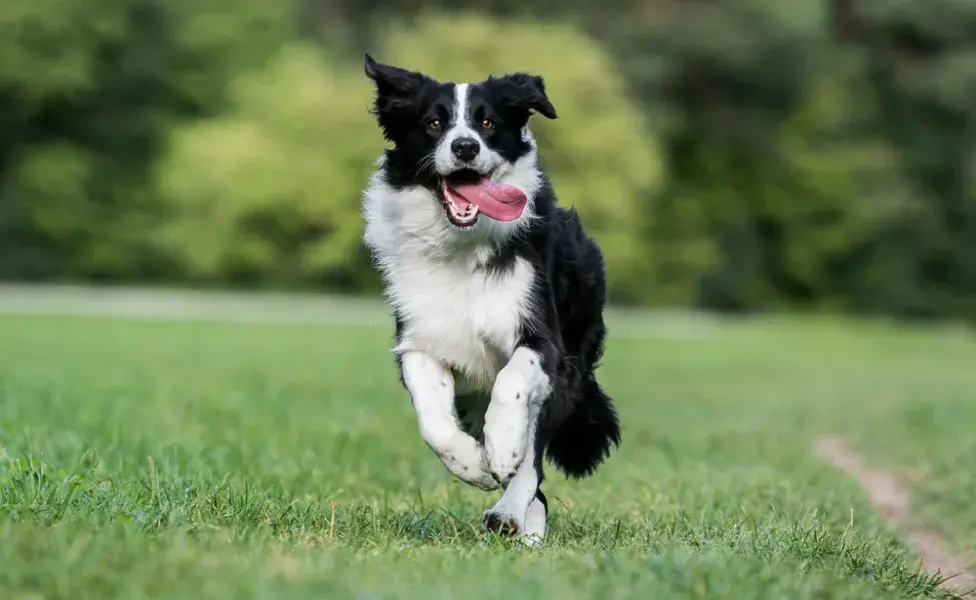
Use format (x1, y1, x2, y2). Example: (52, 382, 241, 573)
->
(451, 137, 480, 162)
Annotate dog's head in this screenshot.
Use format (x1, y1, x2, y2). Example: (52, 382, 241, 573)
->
(364, 54, 557, 232)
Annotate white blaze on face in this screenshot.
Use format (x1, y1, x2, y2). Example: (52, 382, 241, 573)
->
(435, 83, 495, 176)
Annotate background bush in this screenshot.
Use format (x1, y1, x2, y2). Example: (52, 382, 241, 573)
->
(3, 0, 976, 323)
(0, 0, 292, 281)
(154, 44, 381, 290)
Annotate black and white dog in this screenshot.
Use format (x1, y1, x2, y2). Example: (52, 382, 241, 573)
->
(361, 55, 621, 545)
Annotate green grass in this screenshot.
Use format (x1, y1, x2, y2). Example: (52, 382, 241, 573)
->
(1, 308, 974, 599)
(832, 326, 976, 566)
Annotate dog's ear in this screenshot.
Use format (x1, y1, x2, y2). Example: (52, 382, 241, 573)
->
(494, 72, 558, 120)
(364, 54, 427, 114)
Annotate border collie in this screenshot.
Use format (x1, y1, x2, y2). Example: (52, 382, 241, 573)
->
(361, 54, 621, 546)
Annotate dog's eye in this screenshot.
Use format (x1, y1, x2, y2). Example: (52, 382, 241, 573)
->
(428, 119, 442, 131)
(481, 118, 494, 129)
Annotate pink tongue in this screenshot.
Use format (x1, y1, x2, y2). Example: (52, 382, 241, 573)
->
(447, 179, 527, 222)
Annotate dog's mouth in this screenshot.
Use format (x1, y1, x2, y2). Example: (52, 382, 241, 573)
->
(439, 170, 528, 229)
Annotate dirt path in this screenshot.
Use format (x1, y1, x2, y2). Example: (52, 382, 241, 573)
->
(814, 435, 976, 598)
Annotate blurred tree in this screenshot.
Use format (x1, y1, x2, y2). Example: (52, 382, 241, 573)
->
(607, 0, 825, 309)
(602, 0, 916, 314)
(833, 0, 976, 321)
(0, 0, 292, 279)
(155, 44, 382, 290)
(301, 0, 640, 48)
(3, 0, 976, 324)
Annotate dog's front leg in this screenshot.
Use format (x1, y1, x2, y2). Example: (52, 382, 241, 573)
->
(483, 346, 552, 485)
(483, 441, 548, 547)
(482, 346, 551, 546)
(400, 351, 498, 491)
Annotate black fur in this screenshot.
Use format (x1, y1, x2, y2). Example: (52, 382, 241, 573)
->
(364, 54, 620, 481)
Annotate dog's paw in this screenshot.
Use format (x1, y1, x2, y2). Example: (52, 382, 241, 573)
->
(484, 436, 524, 485)
(517, 532, 544, 548)
(440, 434, 499, 491)
(459, 466, 501, 491)
(482, 509, 522, 537)
(482, 509, 544, 548)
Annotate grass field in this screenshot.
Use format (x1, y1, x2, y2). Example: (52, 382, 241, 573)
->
(1, 291, 975, 599)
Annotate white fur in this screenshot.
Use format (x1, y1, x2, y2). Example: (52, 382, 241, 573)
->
(521, 496, 547, 546)
(482, 348, 550, 544)
(484, 419, 546, 546)
(400, 351, 498, 490)
(484, 347, 550, 482)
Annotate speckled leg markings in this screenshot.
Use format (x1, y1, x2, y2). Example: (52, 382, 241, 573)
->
(482, 347, 551, 546)
(484, 347, 551, 484)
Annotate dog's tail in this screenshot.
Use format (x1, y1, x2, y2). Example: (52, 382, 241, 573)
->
(545, 376, 620, 479)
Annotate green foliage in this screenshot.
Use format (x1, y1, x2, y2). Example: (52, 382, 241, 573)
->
(839, 0, 976, 320)
(601, 0, 976, 318)
(155, 44, 382, 288)
(0, 2, 118, 113)
(377, 13, 665, 302)
(606, 0, 848, 308)
(5, 0, 976, 322)
(1, 144, 93, 271)
(648, 74, 912, 311)
(0, 0, 294, 279)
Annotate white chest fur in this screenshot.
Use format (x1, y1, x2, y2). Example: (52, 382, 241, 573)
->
(388, 254, 535, 394)
(362, 168, 540, 395)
